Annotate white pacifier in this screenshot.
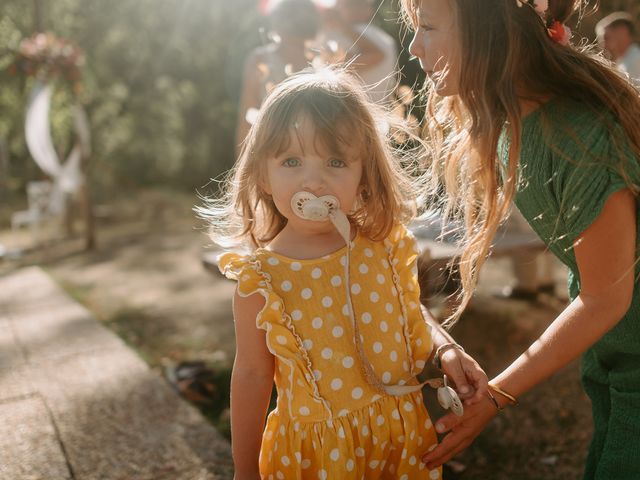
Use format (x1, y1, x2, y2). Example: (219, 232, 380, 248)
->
(290, 191, 352, 246)
(436, 375, 464, 417)
(290, 191, 339, 221)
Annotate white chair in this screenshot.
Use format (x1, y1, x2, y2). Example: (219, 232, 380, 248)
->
(11, 180, 62, 243)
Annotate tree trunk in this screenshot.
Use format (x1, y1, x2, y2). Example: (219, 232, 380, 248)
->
(81, 174, 97, 251)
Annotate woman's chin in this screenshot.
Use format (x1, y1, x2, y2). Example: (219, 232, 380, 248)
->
(432, 83, 456, 97)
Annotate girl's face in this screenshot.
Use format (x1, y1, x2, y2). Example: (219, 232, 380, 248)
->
(408, 0, 460, 96)
(263, 116, 363, 233)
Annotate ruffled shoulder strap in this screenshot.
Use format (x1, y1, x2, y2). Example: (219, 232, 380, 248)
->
(382, 224, 432, 377)
(218, 251, 333, 417)
(384, 223, 419, 264)
(218, 252, 266, 297)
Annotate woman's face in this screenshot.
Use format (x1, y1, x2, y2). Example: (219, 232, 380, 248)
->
(408, 0, 460, 96)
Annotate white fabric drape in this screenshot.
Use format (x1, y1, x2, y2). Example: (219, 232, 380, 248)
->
(24, 81, 90, 215)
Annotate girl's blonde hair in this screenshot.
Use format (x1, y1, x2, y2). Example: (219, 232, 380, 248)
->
(202, 67, 426, 249)
(401, 0, 640, 326)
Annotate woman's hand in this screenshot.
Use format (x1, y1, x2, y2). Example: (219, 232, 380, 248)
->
(439, 348, 489, 405)
(422, 395, 498, 469)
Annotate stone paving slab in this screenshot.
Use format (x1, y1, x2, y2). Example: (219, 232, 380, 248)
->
(9, 299, 123, 362)
(0, 267, 69, 308)
(0, 395, 72, 480)
(0, 317, 37, 402)
(31, 348, 233, 479)
(0, 364, 37, 402)
(0, 267, 233, 480)
(0, 316, 26, 368)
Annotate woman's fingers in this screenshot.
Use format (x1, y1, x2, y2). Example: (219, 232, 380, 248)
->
(423, 430, 472, 469)
(422, 412, 466, 468)
(423, 397, 498, 468)
(433, 410, 462, 435)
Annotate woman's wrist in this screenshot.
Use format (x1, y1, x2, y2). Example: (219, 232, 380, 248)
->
(486, 383, 519, 411)
(489, 384, 518, 404)
(490, 369, 526, 401)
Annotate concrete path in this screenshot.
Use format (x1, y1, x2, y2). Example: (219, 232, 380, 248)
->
(0, 267, 233, 480)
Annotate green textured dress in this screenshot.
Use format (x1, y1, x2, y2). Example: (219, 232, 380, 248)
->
(499, 97, 640, 480)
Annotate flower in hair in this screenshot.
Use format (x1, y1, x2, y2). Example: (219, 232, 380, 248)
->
(516, 0, 571, 45)
(548, 20, 572, 45)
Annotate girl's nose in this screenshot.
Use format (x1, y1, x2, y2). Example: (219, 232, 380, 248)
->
(301, 171, 326, 194)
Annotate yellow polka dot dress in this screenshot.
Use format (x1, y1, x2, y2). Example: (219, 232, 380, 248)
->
(219, 224, 442, 479)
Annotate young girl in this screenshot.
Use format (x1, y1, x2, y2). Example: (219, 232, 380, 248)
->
(204, 68, 488, 479)
(401, 0, 640, 478)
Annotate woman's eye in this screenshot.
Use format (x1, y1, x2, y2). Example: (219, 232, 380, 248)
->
(329, 158, 346, 168)
(283, 158, 300, 167)
(420, 24, 434, 31)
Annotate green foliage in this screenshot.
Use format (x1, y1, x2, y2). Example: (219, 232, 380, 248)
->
(0, 0, 412, 194)
(1, 0, 264, 193)
(1, 0, 631, 195)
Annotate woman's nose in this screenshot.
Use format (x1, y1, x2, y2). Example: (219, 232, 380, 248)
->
(408, 31, 422, 60)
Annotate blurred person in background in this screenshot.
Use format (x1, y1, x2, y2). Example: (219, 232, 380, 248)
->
(318, 0, 398, 104)
(235, 0, 320, 149)
(596, 11, 640, 85)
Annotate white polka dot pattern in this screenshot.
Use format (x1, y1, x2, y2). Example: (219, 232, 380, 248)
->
(218, 224, 437, 478)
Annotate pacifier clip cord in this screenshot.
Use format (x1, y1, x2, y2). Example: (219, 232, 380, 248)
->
(289, 192, 463, 416)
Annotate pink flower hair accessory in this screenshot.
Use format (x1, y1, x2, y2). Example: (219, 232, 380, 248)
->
(548, 20, 572, 45)
(515, 0, 571, 45)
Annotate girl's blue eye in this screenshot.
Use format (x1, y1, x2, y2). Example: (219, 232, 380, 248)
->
(283, 157, 300, 167)
(329, 158, 346, 168)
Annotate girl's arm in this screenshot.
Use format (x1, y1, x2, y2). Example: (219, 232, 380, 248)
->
(231, 290, 274, 479)
(422, 305, 488, 405)
(422, 188, 637, 468)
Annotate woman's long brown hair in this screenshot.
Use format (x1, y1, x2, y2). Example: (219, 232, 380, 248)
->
(402, 0, 640, 326)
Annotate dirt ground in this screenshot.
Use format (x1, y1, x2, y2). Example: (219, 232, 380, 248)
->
(0, 189, 592, 479)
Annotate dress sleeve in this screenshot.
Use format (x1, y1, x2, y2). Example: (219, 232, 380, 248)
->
(218, 252, 267, 298)
(385, 224, 434, 375)
(551, 118, 636, 245)
(218, 252, 285, 330)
